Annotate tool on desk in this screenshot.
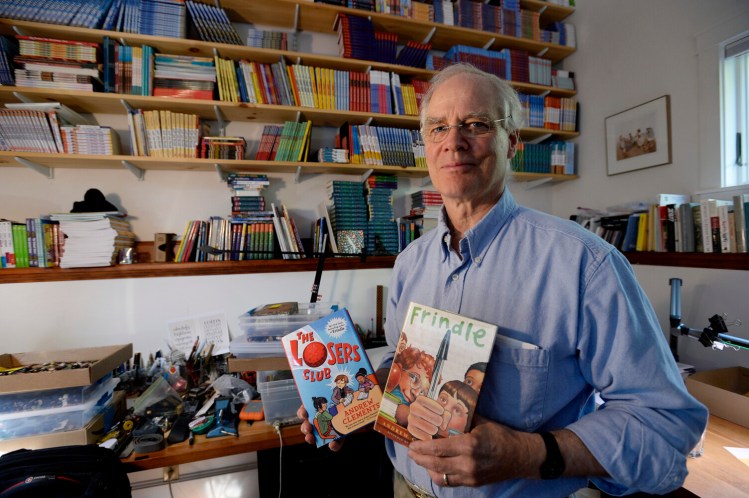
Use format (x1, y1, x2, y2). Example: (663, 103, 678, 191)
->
(133, 434, 165, 454)
(167, 412, 193, 445)
(239, 400, 264, 422)
(207, 398, 238, 438)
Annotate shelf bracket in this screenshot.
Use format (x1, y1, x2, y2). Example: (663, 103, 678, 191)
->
(15, 157, 53, 179)
(482, 38, 495, 50)
(539, 90, 550, 98)
(538, 5, 548, 15)
(295, 111, 301, 123)
(293, 4, 300, 32)
(421, 27, 436, 45)
(213, 47, 221, 59)
(294, 166, 303, 184)
(120, 98, 134, 113)
(11, 26, 27, 37)
(332, 13, 340, 31)
(121, 160, 145, 180)
(528, 133, 552, 144)
(536, 47, 549, 57)
(213, 105, 227, 136)
(118, 38, 128, 47)
(523, 177, 553, 190)
(420, 176, 432, 187)
(364, 117, 373, 126)
(215, 163, 228, 182)
(360, 168, 374, 183)
(11, 91, 34, 104)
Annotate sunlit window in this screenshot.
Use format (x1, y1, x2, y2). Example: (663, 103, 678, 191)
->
(723, 34, 749, 187)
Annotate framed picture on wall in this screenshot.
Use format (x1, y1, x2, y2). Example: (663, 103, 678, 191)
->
(605, 95, 672, 175)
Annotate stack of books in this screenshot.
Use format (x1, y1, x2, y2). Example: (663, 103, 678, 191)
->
(126, 109, 201, 158)
(255, 124, 283, 160)
(226, 173, 274, 260)
(398, 190, 443, 250)
(365, 175, 399, 255)
(326, 181, 367, 255)
(394, 40, 432, 68)
(13, 35, 101, 92)
(336, 14, 376, 61)
(271, 203, 305, 260)
(511, 141, 575, 175)
(153, 53, 216, 100)
(185, 0, 243, 45)
(49, 212, 135, 269)
(139, 0, 187, 38)
(0, 36, 17, 86)
(201, 136, 246, 160)
(272, 121, 313, 163)
(246, 29, 297, 51)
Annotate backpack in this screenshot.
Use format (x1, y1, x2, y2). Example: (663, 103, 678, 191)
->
(0, 444, 131, 498)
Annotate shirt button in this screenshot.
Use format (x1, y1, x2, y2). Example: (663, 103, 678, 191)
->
(452, 274, 459, 282)
(475, 256, 481, 263)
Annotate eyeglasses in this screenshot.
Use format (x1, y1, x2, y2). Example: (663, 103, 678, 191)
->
(423, 118, 508, 143)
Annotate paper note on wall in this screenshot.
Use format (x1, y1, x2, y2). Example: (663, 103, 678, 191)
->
(167, 311, 230, 356)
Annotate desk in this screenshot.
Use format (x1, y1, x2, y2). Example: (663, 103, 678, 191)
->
(683, 415, 749, 498)
(120, 420, 304, 473)
(121, 414, 749, 497)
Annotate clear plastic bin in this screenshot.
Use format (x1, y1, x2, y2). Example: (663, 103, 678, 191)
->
(257, 370, 301, 425)
(0, 377, 119, 440)
(229, 335, 285, 358)
(238, 302, 338, 341)
(0, 373, 113, 414)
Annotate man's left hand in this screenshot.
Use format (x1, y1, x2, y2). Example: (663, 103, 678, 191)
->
(407, 414, 541, 487)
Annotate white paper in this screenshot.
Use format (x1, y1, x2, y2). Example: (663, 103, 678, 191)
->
(167, 311, 230, 356)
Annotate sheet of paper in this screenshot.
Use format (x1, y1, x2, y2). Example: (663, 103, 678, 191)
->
(167, 311, 230, 356)
(725, 447, 749, 468)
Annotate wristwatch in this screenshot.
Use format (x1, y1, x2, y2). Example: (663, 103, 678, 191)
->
(539, 431, 566, 480)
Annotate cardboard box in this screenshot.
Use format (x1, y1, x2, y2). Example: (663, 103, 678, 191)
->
(685, 367, 749, 428)
(0, 344, 132, 393)
(0, 390, 126, 455)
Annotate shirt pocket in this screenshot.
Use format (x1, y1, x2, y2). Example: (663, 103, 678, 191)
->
(478, 346, 550, 432)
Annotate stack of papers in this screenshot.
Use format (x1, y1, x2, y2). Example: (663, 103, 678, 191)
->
(49, 212, 135, 268)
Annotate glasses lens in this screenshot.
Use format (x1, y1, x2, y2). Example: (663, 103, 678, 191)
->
(425, 119, 504, 142)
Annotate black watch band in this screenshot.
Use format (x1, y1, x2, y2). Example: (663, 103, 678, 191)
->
(539, 431, 566, 480)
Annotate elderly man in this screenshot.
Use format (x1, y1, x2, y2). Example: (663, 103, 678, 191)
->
(300, 63, 707, 497)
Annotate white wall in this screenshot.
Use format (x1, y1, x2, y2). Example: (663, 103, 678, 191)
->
(1, 1, 748, 372)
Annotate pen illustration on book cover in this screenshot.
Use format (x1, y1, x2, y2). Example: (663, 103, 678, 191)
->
(374, 302, 497, 447)
(281, 308, 382, 447)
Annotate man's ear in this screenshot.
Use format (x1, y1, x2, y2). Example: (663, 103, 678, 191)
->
(506, 130, 520, 160)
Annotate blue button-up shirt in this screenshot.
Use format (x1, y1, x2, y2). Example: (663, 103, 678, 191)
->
(379, 189, 708, 497)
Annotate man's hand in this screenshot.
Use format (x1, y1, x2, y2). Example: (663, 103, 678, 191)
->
(407, 414, 543, 487)
(296, 405, 345, 451)
(407, 396, 446, 440)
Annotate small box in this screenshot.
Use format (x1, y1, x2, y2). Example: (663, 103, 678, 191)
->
(238, 302, 338, 341)
(685, 367, 749, 428)
(0, 373, 114, 414)
(0, 377, 120, 441)
(0, 390, 125, 455)
(0, 344, 132, 393)
(256, 370, 301, 425)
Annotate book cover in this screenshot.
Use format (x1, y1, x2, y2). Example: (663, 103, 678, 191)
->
(374, 302, 498, 447)
(281, 308, 383, 447)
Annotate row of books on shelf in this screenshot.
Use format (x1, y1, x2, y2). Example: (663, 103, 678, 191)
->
(576, 194, 749, 254)
(511, 141, 575, 175)
(0, 102, 120, 154)
(336, 123, 427, 168)
(0, 212, 134, 269)
(173, 217, 276, 263)
(520, 94, 577, 130)
(336, 0, 575, 48)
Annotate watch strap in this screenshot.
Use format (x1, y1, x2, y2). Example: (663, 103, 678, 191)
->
(539, 431, 566, 480)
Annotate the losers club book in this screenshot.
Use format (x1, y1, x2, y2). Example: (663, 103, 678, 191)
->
(281, 308, 382, 447)
(374, 302, 498, 447)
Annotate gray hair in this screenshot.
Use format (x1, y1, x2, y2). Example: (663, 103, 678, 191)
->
(419, 63, 525, 133)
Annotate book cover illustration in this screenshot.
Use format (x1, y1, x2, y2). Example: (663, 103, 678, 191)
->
(374, 302, 498, 447)
(281, 308, 382, 447)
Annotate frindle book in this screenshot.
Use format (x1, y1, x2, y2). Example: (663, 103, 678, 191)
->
(281, 308, 382, 447)
(374, 302, 498, 447)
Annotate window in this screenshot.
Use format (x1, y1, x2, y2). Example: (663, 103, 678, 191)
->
(722, 34, 749, 187)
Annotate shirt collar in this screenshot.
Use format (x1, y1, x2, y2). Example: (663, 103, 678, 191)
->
(437, 188, 518, 264)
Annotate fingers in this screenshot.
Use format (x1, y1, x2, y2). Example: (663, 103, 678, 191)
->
(407, 396, 444, 440)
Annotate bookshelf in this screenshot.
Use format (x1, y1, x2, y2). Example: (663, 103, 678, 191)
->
(0, 2, 579, 179)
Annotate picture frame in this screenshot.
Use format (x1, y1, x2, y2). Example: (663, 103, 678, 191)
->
(605, 95, 672, 175)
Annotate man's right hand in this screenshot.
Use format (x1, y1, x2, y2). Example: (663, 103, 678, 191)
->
(296, 405, 345, 451)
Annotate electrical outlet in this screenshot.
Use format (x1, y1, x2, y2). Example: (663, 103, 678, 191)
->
(163, 465, 179, 482)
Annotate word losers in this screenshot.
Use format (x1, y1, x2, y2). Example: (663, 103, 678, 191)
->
(287, 330, 361, 381)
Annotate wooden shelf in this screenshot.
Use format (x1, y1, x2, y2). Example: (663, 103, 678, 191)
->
(624, 252, 749, 271)
(220, 0, 575, 64)
(0, 19, 576, 99)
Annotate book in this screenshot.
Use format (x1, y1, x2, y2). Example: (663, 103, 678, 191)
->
(281, 307, 383, 447)
(374, 302, 498, 447)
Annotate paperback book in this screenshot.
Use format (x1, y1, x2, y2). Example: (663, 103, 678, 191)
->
(281, 308, 382, 447)
(374, 302, 498, 447)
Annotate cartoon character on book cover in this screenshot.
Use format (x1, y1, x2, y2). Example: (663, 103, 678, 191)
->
(374, 302, 497, 447)
(281, 308, 382, 447)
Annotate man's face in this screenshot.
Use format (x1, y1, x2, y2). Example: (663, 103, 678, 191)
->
(423, 73, 517, 206)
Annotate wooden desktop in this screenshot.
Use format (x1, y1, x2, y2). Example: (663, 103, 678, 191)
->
(121, 414, 748, 497)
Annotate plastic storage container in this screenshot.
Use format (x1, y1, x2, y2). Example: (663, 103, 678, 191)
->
(0, 377, 120, 440)
(256, 370, 301, 425)
(0, 373, 114, 414)
(238, 302, 338, 342)
(229, 334, 284, 358)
